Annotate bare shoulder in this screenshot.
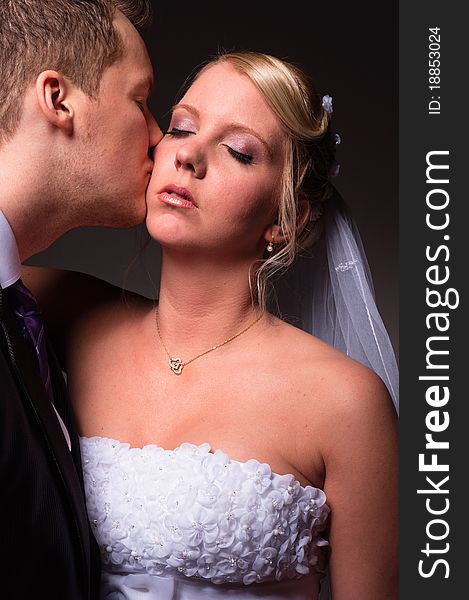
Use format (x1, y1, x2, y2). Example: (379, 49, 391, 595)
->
(22, 264, 127, 324)
(278, 321, 398, 497)
(270, 319, 400, 598)
(269, 326, 399, 598)
(22, 265, 153, 364)
(69, 280, 152, 352)
(266, 315, 397, 447)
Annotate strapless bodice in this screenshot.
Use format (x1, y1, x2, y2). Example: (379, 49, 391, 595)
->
(81, 436, 329, 599)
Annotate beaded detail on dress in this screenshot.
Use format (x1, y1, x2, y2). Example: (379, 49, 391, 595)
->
(81, 436, 329, 587)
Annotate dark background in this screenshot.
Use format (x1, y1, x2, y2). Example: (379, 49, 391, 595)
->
(31, 0, 399, 355)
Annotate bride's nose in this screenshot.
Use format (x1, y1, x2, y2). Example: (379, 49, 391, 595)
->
(174, 141, 206, 178)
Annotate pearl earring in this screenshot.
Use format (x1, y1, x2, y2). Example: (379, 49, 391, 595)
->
(266, 235, 275, 253)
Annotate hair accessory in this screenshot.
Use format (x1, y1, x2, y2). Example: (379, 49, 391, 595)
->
(321, 97, 341, 179)
(329, 161, 341, 179)
(310, 204, 324, 223)
(322, 95, 333, 114)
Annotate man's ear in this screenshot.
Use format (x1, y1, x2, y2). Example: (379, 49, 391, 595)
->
(263, 198, 311, 245)
(36, 70, 74, 135)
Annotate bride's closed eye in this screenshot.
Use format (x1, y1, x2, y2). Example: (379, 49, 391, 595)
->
(165, 128, 195, 137)
(223, 145, 253, 165)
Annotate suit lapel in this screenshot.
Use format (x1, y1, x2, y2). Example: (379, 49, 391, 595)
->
(0, 288, 91, 576)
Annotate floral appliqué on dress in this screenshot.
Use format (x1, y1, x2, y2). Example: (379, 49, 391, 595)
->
(81, 437, 329, 586)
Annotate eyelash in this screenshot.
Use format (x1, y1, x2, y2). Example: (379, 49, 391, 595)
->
(165, 128, 193, 137)
(225, 146, 253, 165)
(136, 101, 146, 112)
(166, 129, 253, 165)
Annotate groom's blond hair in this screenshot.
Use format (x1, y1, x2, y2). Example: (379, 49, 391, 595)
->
(0, 0, 152, 144)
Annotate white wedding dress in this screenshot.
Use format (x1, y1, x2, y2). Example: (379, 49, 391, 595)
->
(81, 436, 330, 599)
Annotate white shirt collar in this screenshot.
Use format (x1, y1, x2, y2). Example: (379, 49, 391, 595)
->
(0, 209, 21, 289)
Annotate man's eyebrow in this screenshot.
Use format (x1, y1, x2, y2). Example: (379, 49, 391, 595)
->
(171, 103, 273, 156)
(135, 75, 154, 94)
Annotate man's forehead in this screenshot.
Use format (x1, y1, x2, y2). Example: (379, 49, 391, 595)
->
(113, 9, 150, 62)
(113, 13, 154, 89)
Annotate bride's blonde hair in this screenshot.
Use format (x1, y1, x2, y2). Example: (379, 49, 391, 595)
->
(184, 51, 338, 309)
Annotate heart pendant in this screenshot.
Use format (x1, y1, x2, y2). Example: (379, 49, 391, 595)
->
(169, 357, 184, 375)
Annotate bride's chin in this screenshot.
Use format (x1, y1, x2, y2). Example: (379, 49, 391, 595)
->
(146, 213, 182, 238)
(145, 220, 194, 251)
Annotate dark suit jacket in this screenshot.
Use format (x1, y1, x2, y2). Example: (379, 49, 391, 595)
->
(0, 286, 101, 599)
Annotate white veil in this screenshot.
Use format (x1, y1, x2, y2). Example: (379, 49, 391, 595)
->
(271, 192, 399, 414)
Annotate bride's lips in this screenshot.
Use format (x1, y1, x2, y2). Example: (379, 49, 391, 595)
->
(158, 185, 197, 209)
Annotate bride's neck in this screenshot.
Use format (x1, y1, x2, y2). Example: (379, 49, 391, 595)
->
(156, 252, 261, 350)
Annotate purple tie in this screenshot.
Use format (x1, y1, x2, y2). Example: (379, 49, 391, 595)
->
(7, 278, 53, 401)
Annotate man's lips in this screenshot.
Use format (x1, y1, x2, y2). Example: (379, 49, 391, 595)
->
(158, 185, 197, 209)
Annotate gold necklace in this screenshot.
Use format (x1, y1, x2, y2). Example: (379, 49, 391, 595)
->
(155, 307, 263, 375)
